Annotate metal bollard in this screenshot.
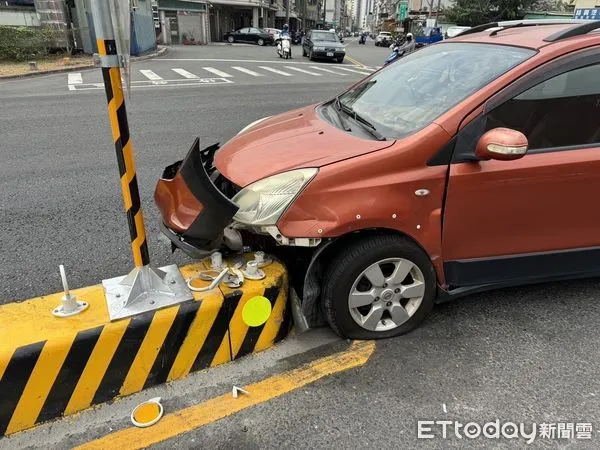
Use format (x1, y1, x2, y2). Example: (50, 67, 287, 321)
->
(53, 265, 89, 317)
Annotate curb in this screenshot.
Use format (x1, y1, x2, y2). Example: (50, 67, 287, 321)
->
(0, 46, 169, 80)
(0, 256, 290, 437)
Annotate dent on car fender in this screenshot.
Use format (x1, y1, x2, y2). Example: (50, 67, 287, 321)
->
(154, 138, 239, 248)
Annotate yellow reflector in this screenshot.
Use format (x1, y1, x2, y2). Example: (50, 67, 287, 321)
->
(242, 296, 272, 327)
(131, 397, 164, 428)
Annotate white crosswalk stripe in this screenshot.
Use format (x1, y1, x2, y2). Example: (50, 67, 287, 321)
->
(309, 66, 347, 75)
(231, 66, 263, 76)
(139, 69, 163, 81)
(258, 66, 293, 76)
(172, 68, 199, 79)
(335, 67, 373, 75)
(68, 72, 82, 84)
(285, 66, 322, 76)
(202, 67, 233, 77)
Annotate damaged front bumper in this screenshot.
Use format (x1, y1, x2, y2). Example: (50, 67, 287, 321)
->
(154, 138, 241, 258)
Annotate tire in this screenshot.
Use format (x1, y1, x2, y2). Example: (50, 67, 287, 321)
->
(322, 235, 436, 340)
(227, 36, 234, 43)
(375, 42, 379, 47)
(258, 38, 265, 46)
(337, 57, 344, 63)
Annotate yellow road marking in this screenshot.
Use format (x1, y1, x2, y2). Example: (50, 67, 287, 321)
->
(345, 55, 365, 68)
(76, 340, 376, 450)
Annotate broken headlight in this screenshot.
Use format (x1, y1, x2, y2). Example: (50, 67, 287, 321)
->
(232, 168, 318, 226)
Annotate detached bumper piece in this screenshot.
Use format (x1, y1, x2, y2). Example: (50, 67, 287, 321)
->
(154, 138, 239, 259)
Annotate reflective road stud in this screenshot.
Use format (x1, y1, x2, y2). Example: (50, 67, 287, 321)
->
(90, 0, 192, 320)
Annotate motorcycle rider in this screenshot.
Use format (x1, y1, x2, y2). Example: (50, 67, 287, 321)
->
(401, 32, 416, 54)
(278, 23, 292, 57)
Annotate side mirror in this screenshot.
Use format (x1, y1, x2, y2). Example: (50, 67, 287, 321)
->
(475, 127, 528, 161)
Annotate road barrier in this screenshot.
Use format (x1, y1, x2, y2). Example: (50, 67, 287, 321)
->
(0, 258, 290, 437)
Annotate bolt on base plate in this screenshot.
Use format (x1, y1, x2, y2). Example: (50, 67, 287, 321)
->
(103, 264, 194, 321)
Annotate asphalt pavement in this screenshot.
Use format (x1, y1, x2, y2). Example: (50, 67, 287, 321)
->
(3, 39, 600, 449)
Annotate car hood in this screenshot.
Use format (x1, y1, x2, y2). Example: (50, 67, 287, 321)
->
(215, 104, 394, 187)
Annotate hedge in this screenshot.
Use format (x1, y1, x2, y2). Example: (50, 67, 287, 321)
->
(0, 26, 67, 61)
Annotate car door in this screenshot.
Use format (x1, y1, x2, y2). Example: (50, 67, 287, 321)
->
(248, 28, 261, 43)
(442, 49, 600, 287)
(304, 31, 312, 53)
(236, 28, 249, 43)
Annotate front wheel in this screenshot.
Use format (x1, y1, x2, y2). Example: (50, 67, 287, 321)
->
(227, 36, 235, 43)
(258, 38, 265, 46)
(337, 57, 344, 64)
(322, 235, 436, 339)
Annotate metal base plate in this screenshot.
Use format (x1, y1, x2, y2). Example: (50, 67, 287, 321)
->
(103, 264, 194, 321)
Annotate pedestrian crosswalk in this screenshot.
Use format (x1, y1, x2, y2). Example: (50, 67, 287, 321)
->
(67, 63, 380, 91)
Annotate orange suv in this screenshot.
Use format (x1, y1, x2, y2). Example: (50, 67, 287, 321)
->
(155, 20, 600, 339)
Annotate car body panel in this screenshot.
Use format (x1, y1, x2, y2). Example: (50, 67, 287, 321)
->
(155, 23, 600, 296)
(214, 104, 393, 187)
(223, 27, 273, 45)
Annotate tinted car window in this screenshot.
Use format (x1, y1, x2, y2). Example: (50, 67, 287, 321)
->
(486, 64, 600, 150)
(240, 28, 250, 34)
(336, 43, 535, 139)
(311, 31, 338, 42)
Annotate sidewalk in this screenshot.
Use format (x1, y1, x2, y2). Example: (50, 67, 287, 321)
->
(0, 46, 168, 80)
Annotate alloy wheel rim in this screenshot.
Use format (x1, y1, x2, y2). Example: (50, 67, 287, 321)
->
(348, 257, 425, 332)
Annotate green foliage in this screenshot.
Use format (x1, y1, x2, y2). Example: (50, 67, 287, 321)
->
(445, 0, 539, 26)
(0, 26, 65, 61)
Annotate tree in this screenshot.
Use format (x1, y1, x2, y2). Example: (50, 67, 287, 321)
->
(445, 0, 541, 26)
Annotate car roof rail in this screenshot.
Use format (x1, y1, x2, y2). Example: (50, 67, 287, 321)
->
(543, 20, 600, 42)
(454, 19, 596, 38)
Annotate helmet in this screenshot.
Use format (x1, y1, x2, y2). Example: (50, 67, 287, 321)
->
(406, 32, 413, 41)
(282, 24, 289, 31)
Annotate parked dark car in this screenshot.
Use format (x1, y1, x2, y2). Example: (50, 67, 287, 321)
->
(223, 27, 274, 46)
(302, 30, 346, 62)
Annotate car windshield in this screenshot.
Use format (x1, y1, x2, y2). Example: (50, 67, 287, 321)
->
(336, 43, 536, 140)
(312, 31, 338, 41)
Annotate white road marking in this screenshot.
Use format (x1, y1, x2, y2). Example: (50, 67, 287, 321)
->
(139, 69, 164, 81)
(309, 66, 347, 75)
(285, 66, 322, 76)
(202, 67, 233, 78)
(258, 66, 293, 76)
(336, 67, 373, 75)
(67, 72, 82, 84)
(172, 68, 199, 79)
(231, 66, 263, 77)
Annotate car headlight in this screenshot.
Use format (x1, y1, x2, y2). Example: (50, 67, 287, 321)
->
(314, 46, 325, 51)
(232, 168, 318, 226)
(236, 116, 272, 136)
(337, 47, 345, 51)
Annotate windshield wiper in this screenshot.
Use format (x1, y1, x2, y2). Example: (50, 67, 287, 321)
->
(333, 97, 352, 132)
(336, 99, 386, 141)
(351, 112, 386, 141)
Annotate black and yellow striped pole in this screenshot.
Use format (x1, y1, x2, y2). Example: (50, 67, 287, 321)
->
(90, 1, 149, 268)
(90, 1, 192, 320)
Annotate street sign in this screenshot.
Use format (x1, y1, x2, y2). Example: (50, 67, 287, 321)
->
(398, 1, 408, 21)
(574, 8, 600, 19)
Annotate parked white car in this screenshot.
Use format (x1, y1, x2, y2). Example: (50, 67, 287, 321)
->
(375, 31, 392, 46)
(263, 28, 281, 41)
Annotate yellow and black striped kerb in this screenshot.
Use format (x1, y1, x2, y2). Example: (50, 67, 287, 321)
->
(97, 38, 149, 267)
(0, 261, 290, 437)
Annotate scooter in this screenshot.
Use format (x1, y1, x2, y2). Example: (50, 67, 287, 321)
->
(384, 46, 405, 66)
(359, 34, 366, 44)
(276, 36, 292, 59)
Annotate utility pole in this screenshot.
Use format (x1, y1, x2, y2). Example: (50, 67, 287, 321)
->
(434, 0, 441, 25)
(286, 0, 290, 24)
